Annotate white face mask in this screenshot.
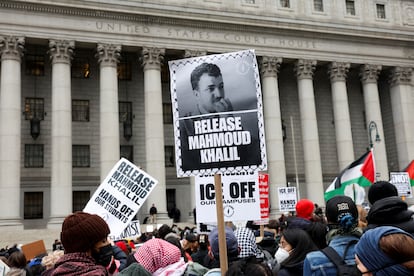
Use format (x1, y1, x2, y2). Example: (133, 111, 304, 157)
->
(275, 247, 290, 264)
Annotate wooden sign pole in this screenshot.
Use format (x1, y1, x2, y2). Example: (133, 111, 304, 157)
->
(214, 173, 228, 272)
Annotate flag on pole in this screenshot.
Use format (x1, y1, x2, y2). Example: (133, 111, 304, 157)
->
(324, 149, 375, 202)
(403, 160, 414, 187)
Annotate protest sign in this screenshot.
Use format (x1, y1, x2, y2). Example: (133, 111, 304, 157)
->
(110, 220, 141, 241)
(0, 259, 9, 276)
(390, 172, 412, 198)
(195, 171, 260, 223)
(254, 172, 269, 225)
(278, 187, 297, 212)
(84, 158, 158, 237)
(21, 240, 47, 261)
(169, 49, 267, 177)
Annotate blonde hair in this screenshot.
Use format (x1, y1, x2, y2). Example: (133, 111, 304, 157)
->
(41, 250, 64, 269)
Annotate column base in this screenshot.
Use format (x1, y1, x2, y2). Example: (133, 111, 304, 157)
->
(0, 218, 23, 228)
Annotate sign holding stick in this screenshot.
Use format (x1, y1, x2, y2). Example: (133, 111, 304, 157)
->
(214, 174, 228, 271)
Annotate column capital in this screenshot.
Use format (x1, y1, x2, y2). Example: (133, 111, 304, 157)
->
(259, 56, 282, 78)
(389, 67, 413, 87)
(184, 49, 207, 58)
(141, 47, 165, 71)
(294, 59, 317, 80)
(328, 62, 350, 82)
(96, 44, 121, 67)
(359, 64, 382, 84)
(49, 40, 75, 65)
(0, 36, 24, 61)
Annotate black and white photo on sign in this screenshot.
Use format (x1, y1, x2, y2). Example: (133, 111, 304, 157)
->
(169, 49, 267, 177)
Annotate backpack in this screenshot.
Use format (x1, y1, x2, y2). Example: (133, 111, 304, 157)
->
(321, 240, 360, 276)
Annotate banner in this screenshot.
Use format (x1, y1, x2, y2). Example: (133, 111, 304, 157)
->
(195, 171, 260, 223)
(390, 172, 412, 198)
(254, 173, 269, 225)
(169, 49, 267, 177)
(278, 187, 297, 212)
(84, 158, 158, 237)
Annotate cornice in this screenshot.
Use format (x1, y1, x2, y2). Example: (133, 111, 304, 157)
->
(1, 1, 413, 45)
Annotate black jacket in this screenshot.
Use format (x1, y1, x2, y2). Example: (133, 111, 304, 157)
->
(366, 196, 414, 234)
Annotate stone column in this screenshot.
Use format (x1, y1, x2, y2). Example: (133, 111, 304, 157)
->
(141, 47, 168, 220)
(184, 49, 207, 223)
(360, 65, 388, 180)
(389, 67, 414, 169)
(0, 36, 24, 227)
(294, 59, 324, 204)
(328, 62, 355, 170)
(48, 40, 75, 227)
(260, 56, 286, 215)
(96, 44, 121, 180)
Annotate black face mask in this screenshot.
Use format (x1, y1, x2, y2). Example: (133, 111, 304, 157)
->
(92, 244, 113, 267)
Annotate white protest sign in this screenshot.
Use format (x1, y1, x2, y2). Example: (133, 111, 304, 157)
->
(278, 187, 297, 212)
(390, 172, 412, 198)
(110, 220, 141, 241)
(169, 49, 267, 177)
(195, 171, 260, 223)
(84, 158, 158, 237)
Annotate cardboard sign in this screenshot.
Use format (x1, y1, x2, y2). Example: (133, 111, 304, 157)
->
(195, 171, 260, 223)
(169, 49, 267, 177)
(21, 240, 46, 261)
(84, 158, 158, 237)
(390, 172, 412, 198)
(278, 187, 297, 212)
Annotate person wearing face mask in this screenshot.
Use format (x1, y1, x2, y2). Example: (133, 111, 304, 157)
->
(275, 228, 317, 276)
(43, 211, 120, 276)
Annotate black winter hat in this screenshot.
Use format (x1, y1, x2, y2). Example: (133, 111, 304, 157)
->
(368, 181, 398, 205)
(326, 195, 358, 225)
(60, 211, 110, 253)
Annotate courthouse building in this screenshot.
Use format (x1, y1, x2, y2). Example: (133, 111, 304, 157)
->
(0, 0, 413, 229)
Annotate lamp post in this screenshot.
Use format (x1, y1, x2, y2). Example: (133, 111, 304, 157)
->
(368, 121, 381, 149)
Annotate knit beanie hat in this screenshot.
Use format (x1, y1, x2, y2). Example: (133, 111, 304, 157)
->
(368, 181, 398, 205)
(209, 227, 239, 258)
(60, 211, 110, 253)
(326, 196, 358, 231)
(295, 199, 314, 220)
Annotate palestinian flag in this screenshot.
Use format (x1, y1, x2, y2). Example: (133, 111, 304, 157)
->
(403, 160, 414, 187)
(324, 149, 375, 202)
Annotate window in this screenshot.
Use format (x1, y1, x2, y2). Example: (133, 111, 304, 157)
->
(163, 103, 173, 124)
(73, 145, 90, 167)
(24, 192, 43, 219)
(165, 146, 175, 167)
(24, 98, 44, 120)
(245, 0, 255, 3)
(314, 0, 324, 12)
(118, 62, 132, 80)
(24, 144, 44, 168)
(73, 191, 90, 212)
(280, 0, 290, 8)
(72, 100, 89, 122)
(376, 4, 386, 19)
(72, 58, 91, 78)
(25, 54, 45, 76)
(120, 145, 134, 163)
(119, 102, 133, 123)
(345, 0, 356, 15)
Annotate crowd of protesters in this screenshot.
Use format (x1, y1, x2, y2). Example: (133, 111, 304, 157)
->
(1, 181, 414, 275)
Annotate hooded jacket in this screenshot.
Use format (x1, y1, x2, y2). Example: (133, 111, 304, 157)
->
(366, 196, 414, 234)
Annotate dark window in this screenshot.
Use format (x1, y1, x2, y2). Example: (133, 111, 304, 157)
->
(24, 192, 43, 219)
(346, 0, 356, 15)
(24, 144, 44, 168)
(166, 189, 176, 216)
(25, 54, 45, 76)
(119, 101, 133, 123)
(118, 62, 132, 80)
(165, 145, 175, 167)
(245, 0, 255, 4)
(314, 0, 324, 11)
(72, 100, 90, 122)
(73, 191, 91, 212)
(120, 145, 134, 163)
(24, 98, 44, 120)
(376, 4, 386, 19)
(163, 103, 173, 124)
(73, 145, 90, 167)
(72, 58, 91, 78)
(280, 0, 290, 8)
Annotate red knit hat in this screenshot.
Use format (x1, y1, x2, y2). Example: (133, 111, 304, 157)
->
(60, 211, 110, 253)
(295, 199, 315, 220)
